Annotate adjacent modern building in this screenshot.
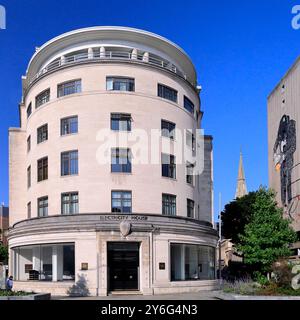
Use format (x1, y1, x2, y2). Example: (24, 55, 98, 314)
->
(0, 204, 9, 246)
(268, 56, 300, 258)
(8, 26, 217, 296)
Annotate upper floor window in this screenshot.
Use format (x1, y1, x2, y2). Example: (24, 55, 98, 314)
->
(186, 130, 195, 151)
(37, 124, 48, 144)
(27, 103, 32, 118)
(61, 116, 78, 136)
(27, 135, 31, 153)
(111, 148, 132, 173)
(187, 199, 195, 218)
(184, 96, 195, 114)
(162, 194, 176, 216)
(36, 89, 50, 109)
(111, 191, 132, 213)
(38, 196, 48, 217)
(61, 192, 79, 215)
(158, 84, 178, 103)
(161, 120, 176, 140)
(27, 202, 31, 219)
(106, 77, 135, 92)
(186, 162, 194, 185)
(58, 80, 81, 98)
(162, 153, 176, 179)
(61, 150, 78, 176)
(37, 157, 48, 182)
(111, 113, 132, 131)
(27, 166, 31, 189)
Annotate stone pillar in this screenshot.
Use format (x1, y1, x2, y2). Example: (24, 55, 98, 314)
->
(180, 245, 185, 280)
(32, 247, 41, 272)
(88, 48, 94, 59)
(131, 48, 138, 60)
(61, 55, 66, 65)
(100, 47, 106, 58)
(52, 245, 64, 282)
(143, 52, 149, 62)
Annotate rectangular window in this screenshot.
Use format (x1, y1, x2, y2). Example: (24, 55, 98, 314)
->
(27, 202, 31, 219)
(27, 166, 31, 189)
(162, 153, 176, 179)
(58, 80, 81, 98)
(187, 199, 195, 218)
(186, 162, 194, 185)
(38, 196, 48, 217)
(61, 192, 79, 215)
(158, 84, 178, 103)
(111, 191, 132, 213)
(37, 157, 48, 182)
(111, 148, 132, 173)
(171, 244, 215, 281)
(61, 151, 78, 176)
(111, 113, 132, 131)
(27, 103, 32, 118)
(61, 116, 78, 135)
(37, 124, 48, 144)
(162, 194, 176, 216)
(36, 89, 50, 108)
(186, 130, 195, 151)
(106, 77, 135, 92)
(184, 96, 195, 114)
(27, 135, 31, 153)
(161, 120, 176, 140)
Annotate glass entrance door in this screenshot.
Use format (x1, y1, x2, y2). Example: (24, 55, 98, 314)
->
(108, 242, 140, 291)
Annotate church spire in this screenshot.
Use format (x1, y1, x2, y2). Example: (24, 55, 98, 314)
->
(235, 151, 248, 199)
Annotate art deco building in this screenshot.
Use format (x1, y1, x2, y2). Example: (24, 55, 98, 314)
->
(8, 27, 217, 295)
(268, 56, 300, 258)
(0, 204, 9, 246)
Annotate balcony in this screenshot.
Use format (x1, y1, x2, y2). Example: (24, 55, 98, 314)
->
(27, 47, 196, 91)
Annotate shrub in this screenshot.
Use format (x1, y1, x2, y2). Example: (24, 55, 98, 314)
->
(271, 260, 292, 287)
(223, 279, 259, 295)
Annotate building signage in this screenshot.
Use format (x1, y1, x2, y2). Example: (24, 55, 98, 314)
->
(99, 215, 148, 221)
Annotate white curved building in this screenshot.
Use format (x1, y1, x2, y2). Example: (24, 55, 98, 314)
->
(8, 27, 217, 296)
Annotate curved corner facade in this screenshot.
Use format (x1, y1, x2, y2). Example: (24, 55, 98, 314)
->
(8, 27, 218, 296)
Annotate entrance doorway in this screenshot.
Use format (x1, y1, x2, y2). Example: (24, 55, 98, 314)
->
(108, 242, 140, 291)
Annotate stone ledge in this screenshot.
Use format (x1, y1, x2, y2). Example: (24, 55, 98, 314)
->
(0, 293, 51, 300)
(214, 291, 300, 300)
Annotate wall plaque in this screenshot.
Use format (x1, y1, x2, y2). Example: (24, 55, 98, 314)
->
(159, 263, 165, 270)
(81, 263, 88, 271)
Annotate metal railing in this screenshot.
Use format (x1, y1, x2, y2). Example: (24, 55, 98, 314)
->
(28, 50, 194, 88)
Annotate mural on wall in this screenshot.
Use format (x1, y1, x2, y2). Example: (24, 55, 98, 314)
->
(273, 115, 296, 208)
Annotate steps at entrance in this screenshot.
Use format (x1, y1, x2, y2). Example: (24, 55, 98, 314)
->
(110, 291, 142, 296)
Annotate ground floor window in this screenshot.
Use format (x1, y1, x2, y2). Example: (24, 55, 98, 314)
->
(171, 243, 215, 281)
(12, 243, 75, 282)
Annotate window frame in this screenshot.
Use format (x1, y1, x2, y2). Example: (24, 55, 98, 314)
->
(27, 165, 31, 189)
(27, 202, 31, 219)
(61, 116, 78, 136)
(37, 124, 48, 144)
(161, 119, 176, 140)
(184, 96, 195, 114)
(35, 89, 50, 109)
(158, 84, 178, 103)
(111, 113, 132, 131)
(27, 103, 32, 118)
(106, 77, 135, 92)
(187, 199, 195, 218)
(37, 157, 48, 182)
(37, 196, 48, 217)
(111, 190, 132, 213)
(61, 192, 79, 215)
(162, 153, 176, 179)
(186, 162, 195, 186)
(61, 150, 79, 176)
(57, 79, 82, 98)
(27, 135, 31, 153)
(162, 193, 177, 216)
(111, 148, 132, 173)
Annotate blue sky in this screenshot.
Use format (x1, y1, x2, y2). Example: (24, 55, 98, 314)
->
(0, 0, 300, 220)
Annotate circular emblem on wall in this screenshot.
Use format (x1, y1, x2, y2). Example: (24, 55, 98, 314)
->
(120, 221, 132, 237)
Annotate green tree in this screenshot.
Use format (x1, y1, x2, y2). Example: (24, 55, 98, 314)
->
(221, 191, 257, 243)
(237, 187, 297, 274)
(0, 244, 8, 264)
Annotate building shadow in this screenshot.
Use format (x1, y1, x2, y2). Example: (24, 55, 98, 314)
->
(67, 274, 90, 297)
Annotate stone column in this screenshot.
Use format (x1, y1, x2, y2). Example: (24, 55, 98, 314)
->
(52, 245, 64, 282)
(143, 52, 149, 62)
(88, 48, 94, 59)
(131, 48, 138, 60)
(180, 245, 185, 280)
(100, 47, 106, 59)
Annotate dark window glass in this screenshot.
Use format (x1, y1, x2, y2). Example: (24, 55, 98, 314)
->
(162, 153, 176, 179)
(27, 136, 31, 152)
(106, 77, 135, 92)
(111, 113, 131, 131)
(36, 89, 50, 108)
(187, 199, 195, 218)
(186, 162, 194, 185)
(161, 120, 176, 139)
(158, 84, 178, 103)
(58, 80, 81, 97)
(111, 191, 132, 213)
(162, 194, 176, 216)
(27, 166, 31, 189)
(61, 116, 78, 135)
(27, 202, 31, 219)
(111, 148, 132, 173)
(184, 96, 195, 114)
(37, 157, 48, 182)
(61, 151, 78, 176)
(186, 130, 195, 151)
(61, 192, 79, 215)
(38, 196, 48, 217)
(37, 124, 48, 144)
(27, 103, 32, 118)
